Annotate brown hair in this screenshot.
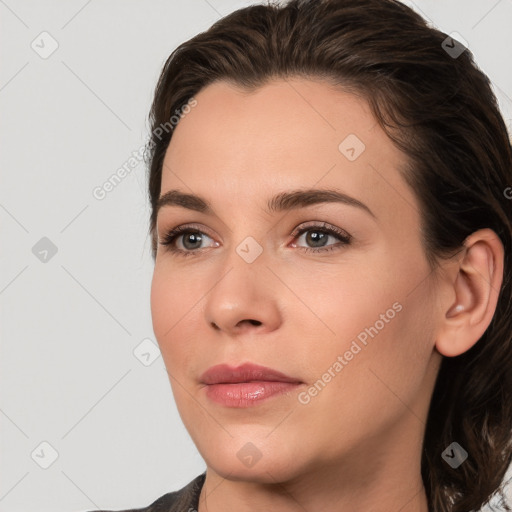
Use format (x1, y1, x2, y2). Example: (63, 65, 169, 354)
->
(144, 1, 512, 510)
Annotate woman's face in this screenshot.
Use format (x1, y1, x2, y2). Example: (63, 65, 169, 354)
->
(150, 78, 443, 483)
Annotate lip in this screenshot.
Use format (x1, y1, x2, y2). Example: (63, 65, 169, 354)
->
(200, 363, 301, 385)
(200, 363, 303, 408)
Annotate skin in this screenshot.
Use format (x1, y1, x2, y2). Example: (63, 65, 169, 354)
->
(150, 78, 504, 512)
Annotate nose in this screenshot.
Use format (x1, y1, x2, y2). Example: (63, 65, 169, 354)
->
(204, 254, 282, 336)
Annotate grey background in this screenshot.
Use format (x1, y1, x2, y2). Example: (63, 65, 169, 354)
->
(1, 1, 511, 511)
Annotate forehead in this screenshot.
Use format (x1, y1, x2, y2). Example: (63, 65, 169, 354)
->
(166, 78, 388, 164)
(161, 78, 418, 229)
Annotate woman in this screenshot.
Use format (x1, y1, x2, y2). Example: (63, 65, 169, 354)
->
(92, 0, 512, 510)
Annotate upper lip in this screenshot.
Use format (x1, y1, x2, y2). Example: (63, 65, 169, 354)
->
(200, 363, 302, 385)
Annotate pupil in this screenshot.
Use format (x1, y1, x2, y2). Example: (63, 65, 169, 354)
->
(184, 232, 202, 249)
(307, 231, 327, 247)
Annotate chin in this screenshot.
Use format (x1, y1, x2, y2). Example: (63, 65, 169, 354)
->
(206, 456, 303, 484)
(196, 433, 308, 483)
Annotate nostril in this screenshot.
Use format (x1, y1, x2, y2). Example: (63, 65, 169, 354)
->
(210, 319, 262, 330)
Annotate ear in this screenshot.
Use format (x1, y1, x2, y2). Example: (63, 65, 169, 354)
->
(435, 228, 504, 358)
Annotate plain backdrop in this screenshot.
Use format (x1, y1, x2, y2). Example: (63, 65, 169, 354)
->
(1, 1, 511, 511)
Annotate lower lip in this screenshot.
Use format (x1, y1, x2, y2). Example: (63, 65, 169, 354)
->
(204, 381, 301, 407)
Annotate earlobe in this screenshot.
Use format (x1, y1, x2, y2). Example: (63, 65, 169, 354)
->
(435, 229, 504, 358)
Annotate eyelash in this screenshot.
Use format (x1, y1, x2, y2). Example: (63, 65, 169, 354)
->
(158, 222, 352, 257)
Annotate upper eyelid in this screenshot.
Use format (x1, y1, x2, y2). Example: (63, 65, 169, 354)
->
(159, 220, 347, 234)
(160, 221, 351, 245)
(291, 220, 350, 235)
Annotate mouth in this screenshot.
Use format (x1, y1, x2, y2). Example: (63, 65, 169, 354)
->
(200, 362, 302, 385)
(200, 362, 303, 408)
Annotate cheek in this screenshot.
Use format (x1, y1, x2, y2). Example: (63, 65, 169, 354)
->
(294, 248, 435, 409)
(150, 273, 204, 420)
(150, 266, 173, 343)
(150, 265, 199, 371)
(293, 297, 434, 455)
(287, 251, 399, 350)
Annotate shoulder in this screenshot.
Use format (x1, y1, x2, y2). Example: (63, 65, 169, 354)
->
(83, 472, 206, 512)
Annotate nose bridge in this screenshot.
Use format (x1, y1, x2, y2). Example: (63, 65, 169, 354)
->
(217, 207, 270, 273)
(212, 233, 268, 303)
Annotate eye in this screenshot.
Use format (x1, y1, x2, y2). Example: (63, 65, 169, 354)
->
(158, 221, 352, 257)
(158, 224, 219, 257)
(290, 221, 352, 253)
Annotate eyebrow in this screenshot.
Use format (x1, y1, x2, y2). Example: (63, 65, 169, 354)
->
(156, 188, 376, 219)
